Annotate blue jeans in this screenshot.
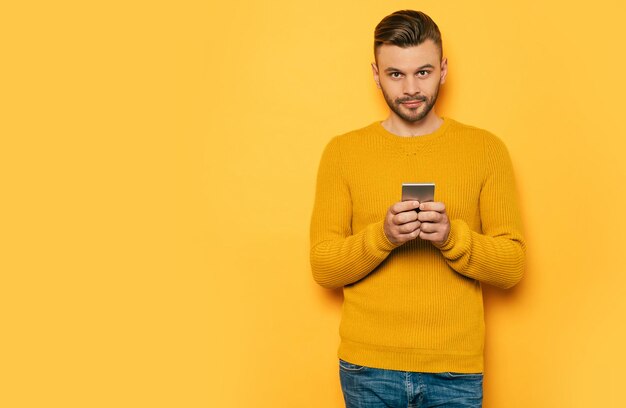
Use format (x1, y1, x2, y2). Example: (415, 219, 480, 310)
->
(339, 359, 483, 408)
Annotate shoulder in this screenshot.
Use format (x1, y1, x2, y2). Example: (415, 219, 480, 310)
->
(446, 118, 509, 152)
(446, 118, 498, 141)
(320, 121, 381, 159)
(332, 121, 380, 144)
(318, 121, 374, 156)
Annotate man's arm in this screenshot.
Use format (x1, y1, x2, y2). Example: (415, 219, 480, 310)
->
(309, 138, 420, 289)
(418, 135, 526, 289)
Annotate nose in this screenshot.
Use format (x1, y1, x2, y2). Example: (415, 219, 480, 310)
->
(403, 76, 420, 96)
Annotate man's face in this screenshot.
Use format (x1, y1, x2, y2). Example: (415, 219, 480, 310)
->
(372, 41, 447, 123)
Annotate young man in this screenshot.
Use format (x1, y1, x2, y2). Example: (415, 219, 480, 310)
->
(310, 10, 525, 408)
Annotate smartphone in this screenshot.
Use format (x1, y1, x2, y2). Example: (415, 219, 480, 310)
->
(401, 183, 435, 203)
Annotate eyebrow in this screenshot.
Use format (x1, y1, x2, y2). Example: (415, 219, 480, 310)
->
(384, 64, 436, 73)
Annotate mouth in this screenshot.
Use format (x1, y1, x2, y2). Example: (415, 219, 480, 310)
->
(401, 100, 424, 108)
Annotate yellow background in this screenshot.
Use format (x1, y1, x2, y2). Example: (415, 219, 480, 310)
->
(2, 0, 626, 406)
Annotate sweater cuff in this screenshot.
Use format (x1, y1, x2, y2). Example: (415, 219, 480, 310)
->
(436, 219, 471, 256)
(367, 220, 400, 254)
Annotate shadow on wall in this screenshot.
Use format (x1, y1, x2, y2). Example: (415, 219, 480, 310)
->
(314, 285, 344, 308)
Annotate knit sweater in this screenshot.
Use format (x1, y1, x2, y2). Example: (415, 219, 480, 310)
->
(309, 117, 525, 373)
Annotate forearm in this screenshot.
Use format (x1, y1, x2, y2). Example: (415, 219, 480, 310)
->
(438, 219, 525, 289)
(310, 220, 397, 289)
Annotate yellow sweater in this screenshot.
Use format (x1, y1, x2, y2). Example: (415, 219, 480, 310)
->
(310, 118, 525, 373)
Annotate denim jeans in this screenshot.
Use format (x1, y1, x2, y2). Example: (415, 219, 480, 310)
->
(339, 359, 483, 408)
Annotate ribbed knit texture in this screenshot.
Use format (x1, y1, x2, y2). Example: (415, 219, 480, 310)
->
(310, 118, 525, 373)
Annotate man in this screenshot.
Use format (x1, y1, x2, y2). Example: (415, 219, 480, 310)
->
(309, 10, 525, 408)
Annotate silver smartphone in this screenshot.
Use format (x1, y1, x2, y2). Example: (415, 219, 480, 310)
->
(401, 183, 435, 203)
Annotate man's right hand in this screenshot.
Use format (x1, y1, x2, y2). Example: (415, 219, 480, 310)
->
(383, 201, 421, 246)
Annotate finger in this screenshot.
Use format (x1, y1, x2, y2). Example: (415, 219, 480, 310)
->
(394, 210, 419, 225)
(418, 230, 443, 241)
(419, 221, 437, 233)
(391, 200, 420, 215)
(397, 220, 421, 234)
(419, 201, 446, 213)
(417, 211, 442, 223)
(398, 228, 420, 241)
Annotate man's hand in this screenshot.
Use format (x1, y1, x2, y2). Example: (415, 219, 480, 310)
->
(383, 201, 421, 246)
(417, 201, 450, 247)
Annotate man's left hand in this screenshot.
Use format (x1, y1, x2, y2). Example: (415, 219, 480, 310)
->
(417, 201, 450, 247)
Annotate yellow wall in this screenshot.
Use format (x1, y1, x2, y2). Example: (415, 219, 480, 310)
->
(2, 0, 626, 407)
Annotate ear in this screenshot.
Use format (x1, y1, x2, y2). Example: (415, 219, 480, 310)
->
(439, 57, 448, 85)
(371, 62, 381, 89)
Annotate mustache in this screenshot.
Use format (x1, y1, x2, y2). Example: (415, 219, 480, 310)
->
(397, 96, 428, 103)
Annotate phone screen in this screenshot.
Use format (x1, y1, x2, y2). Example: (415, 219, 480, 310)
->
(401, 183, 435, 203)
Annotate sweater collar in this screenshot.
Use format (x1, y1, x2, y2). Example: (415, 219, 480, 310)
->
(372, 117, 452, 144)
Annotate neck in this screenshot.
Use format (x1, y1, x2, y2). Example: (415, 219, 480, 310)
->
(381, 111, 443, 137)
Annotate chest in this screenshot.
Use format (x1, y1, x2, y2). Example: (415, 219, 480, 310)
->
(345, 144, 486, 231)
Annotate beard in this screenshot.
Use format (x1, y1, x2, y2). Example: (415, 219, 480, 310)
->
(381, 83, 440, 123)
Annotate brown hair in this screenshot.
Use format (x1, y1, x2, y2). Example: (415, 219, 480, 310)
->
(374, 10, 442, 61)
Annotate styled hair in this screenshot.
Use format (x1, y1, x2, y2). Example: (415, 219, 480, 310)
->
(374, 10, 442, 61)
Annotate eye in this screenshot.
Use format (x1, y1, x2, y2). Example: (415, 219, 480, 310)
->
(417, 70, 431, 77)
(389, 72, 403, 79)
